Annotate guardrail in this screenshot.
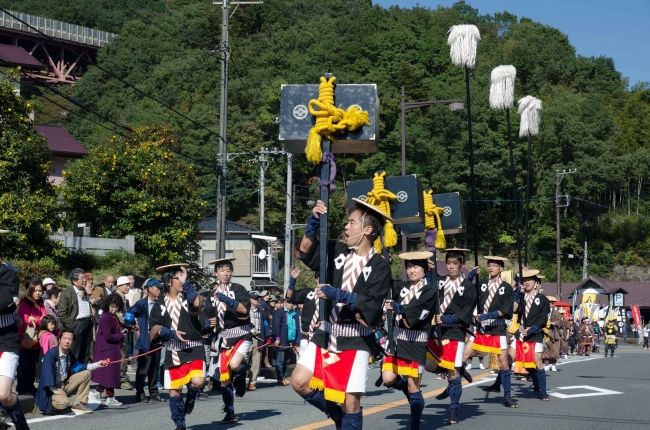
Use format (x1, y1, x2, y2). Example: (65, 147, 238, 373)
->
(0, 10, 116, 47)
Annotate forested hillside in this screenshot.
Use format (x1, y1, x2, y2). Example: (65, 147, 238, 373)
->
(10, 0, 650, 281)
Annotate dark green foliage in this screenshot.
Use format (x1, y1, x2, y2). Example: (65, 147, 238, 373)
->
(10, 0, 650, 281)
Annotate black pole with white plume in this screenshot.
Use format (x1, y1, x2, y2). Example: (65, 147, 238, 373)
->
(448, 24, 481, 276)
(517, 96, 542, 267)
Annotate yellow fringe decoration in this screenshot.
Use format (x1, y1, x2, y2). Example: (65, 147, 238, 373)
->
(324, 387, 347, 404)
(423, 190, 446, 249)
(509, 313, 520, 335)
(471, 343, 502, 354)
(305, 76, 370, 164)
(543, 318, 552, 342)
(365, 171, 397, 254)
(515, 360, 538, 369)
(172, 369, 206, 388)
(382, 362, 419, 379)
(309, 376, 324, 391)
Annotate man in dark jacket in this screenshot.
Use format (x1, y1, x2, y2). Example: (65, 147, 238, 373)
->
(247, 290, 270, 391)
(57, 268, 93, 364)
(129, 278, 163, 403)
(35, 329, 107, 415)
(273, 301, 300, 385)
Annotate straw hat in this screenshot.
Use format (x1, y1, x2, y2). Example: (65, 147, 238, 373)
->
(208, 257, 236, 267)
(398, 251, 433, 260)
(521, 269, 540, 278)
(444, 247, 471, 253)
(350, 198, 394, 222)
(546, 295, 558, 302)
(155, 263, 189, 274)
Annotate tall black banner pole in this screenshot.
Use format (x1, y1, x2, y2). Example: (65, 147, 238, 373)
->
(465, 67, 480, 298)
(507, 109, 524, 280)
(318, 137, 332, 320)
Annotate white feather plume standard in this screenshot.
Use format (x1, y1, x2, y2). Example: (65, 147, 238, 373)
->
(518, 96, 543, 137)
(489, 65, 516, 110)
(448, 25, 481, 69)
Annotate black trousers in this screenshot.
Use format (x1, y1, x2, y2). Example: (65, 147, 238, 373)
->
(17, 348, 39, 394)
(135, 348, 160, 396)
(71, 319, 92, 364)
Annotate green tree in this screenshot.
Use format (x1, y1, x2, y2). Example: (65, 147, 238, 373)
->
(62, 126, 206, 264)
(0, 69, 61, 260)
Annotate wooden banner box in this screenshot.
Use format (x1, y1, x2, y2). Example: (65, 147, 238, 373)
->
(400, 192, 465, 237)
(279, 84, 379, 154)
(346, 175, 424, 224)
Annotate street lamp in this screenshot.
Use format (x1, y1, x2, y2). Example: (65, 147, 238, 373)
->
(400, 86, 464, 252)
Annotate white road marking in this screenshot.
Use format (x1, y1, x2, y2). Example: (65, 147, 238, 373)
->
(12, 401, 102, 426)
(549, 385, 623, 399)
(556, 356, 602, 366)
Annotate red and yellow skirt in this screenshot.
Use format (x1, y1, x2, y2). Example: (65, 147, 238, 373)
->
(472, 333, 506, 354)
(382, 355, 420, 378)
(165, 359, 205, 389)
(219, 339, 252, 381)
(426, 338, 465, 370)
(515, 339, 541, 369)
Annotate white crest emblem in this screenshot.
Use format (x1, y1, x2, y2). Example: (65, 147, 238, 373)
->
(481, 284, 487, 292)
(400, 287, 410, 298)
(362, 266, 372, 281)
(211, 297, 217, 307)
(334, 254, 346, 269)
(307, 291, 316, 300)
(160, 304, 166, 316)
(438, 280, 445, 288)
(458, 286, 465, 296)
(419, 310, 430, 321)
(181, 300, 189, 312)
(228, 291, 236, 299)
(499, 287, 505, 295)
(535, 298, 540, 306)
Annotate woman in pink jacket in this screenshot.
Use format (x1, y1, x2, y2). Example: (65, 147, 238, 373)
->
(17, 278, 46, 395)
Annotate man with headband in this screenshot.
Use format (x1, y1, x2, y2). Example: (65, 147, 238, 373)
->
(290, 198, 392, 430)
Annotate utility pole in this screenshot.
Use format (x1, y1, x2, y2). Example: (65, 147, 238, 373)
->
(283, 153, 292, 295)
(214, 0, 263, 259)
(583, 240, 588, 280)
(260, 147, 265, 232)
(555, 168, 576, 300)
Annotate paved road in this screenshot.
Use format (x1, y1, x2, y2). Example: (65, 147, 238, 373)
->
(19, 344, 650, 430)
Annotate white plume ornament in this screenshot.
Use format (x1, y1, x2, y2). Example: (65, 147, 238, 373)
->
(448, 24, 481, 69)
(517, 95, 543, 137)
(489, 65, 516, 110)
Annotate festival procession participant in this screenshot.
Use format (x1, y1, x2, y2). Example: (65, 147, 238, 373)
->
(515, 269, 551, 401)
(149, 264, 211, 430)
(0, 262, 30, 429)
(423, 248, 476, 424)
(558, 310, 569, 359)
(286, 267, 317, 357)
(578, 317, 595, 356)
(382, 252, 437, 430)
(291, 198, 392, 430)
(200, 257, 252, 425)
(542, 296, 563, 372)
(604, 319, 618, 357)
(470, 256, 517, 408)
(129, 278, 164, 403)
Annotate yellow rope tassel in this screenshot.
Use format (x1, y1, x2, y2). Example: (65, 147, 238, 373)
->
(365, 172, 397, 253)
(305, 76, 370, 164)
(423, 190, 446, 249)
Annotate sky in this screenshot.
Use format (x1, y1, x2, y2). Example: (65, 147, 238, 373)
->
(373, 0, 650, 87)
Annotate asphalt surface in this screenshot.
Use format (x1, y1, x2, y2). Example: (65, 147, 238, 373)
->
(17, 344, 650, 430)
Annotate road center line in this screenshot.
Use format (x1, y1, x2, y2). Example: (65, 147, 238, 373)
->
(291, 372, 493, 430)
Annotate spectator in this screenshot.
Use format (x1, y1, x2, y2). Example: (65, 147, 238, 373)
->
(259, 290, 270, 310)
(114, 276, 134, 390)
(104, 275, 116, 296)
(35, 329, 107, 415)
(17, 278, 47, 394)
(44, 287, 61, 323)
(643, 324, 649, 350)
(273, 301, 299, 386)
(622, 323, 629, 344)
(247, 290, 270, 391)
(42, 278, 57, 300)
(87, 273, 105, 315)
(37, 315, 58, 378)
(38, 315, 58, 357)
(129, 279, 163, 403)
(58, 268, 93, 364)
(90, 294, 126, 407)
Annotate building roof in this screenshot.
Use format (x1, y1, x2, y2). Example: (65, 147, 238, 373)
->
(198, 218, 263, 234)
(548, 276, 650, 308)
(34, 125, 88, 157)
(0, 45, 43, 70)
